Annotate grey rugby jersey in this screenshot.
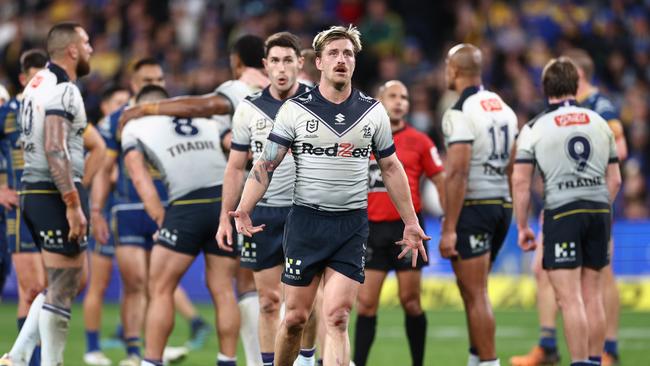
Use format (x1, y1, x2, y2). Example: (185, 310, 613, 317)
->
(230, 84, 310, 207)
(515, 100, 618, 210)
(268, 87, 395, 212)
(442, 86, 518, 200)
(21, 63, 87, 184)
(121, 116, 228, 201)
(211, 79, 260, 131)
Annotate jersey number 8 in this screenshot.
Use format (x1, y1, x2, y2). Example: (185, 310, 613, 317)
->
(172, 118, 199, 136)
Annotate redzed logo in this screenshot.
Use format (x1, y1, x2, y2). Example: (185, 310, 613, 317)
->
(480, 98, 503, 111)
(30, 75, 44, 88)
(554, 113, 590, 127)
(301, 142, 371, 158)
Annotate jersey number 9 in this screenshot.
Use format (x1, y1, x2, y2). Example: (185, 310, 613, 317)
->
(567, 135, 591, 172)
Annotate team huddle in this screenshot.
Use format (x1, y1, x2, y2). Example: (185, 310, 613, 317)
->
(0, 20, 623, 366)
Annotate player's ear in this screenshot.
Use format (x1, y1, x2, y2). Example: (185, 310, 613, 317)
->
(262, 57, 268, 70)
(297, 56, 304, 70)
(315, 56, 323, 72)
(68, 43, 79, 61)
(19, 73, 27, 87)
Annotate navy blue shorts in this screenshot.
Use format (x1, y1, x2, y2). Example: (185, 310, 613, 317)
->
(366, 213, 429, 271)
(88, 207, 116, 258)
(455, 198, 512, 261)
(20, 182, 89, 256)
(543, 200, 611, 270)
(157, 185, 237, 258)
(111, 203, 158, 250)
(282, 205, 368, 286)
(0, 212, 10, 292)
(240, 205, 290, 271)
(6, 206, 38, 254)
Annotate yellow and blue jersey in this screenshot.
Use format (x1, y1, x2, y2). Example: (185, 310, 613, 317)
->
(0, 98, 25, 190)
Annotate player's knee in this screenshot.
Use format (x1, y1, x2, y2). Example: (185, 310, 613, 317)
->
(22, 281, 46, 304)
(399, 294, 422, 316)
(283, 308, 309, 335)
(123, 272, 147, 295)
(325, 305, 352, 333)
(356, 297, 378, 316)
(258, 289, 281, 316)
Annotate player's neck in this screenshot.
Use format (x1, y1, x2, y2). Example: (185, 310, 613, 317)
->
(270, 81, 299, 101)
(454, 77, 481, 94)
(548, 95, 576, 105)
(50, 59, 76, 81)
(390, 119, 405, 132)
(318, 82, 352, 104)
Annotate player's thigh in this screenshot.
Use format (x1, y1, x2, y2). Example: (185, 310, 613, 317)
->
(581, 266, 604, 301)
(115, 245, 149, 287)
(546, 267, 582, 302)
(88, 252, 113, 292)
(323, 267, 360, 317)
(452, 254, 491, 296)
(148, 244, 194, 294)
(284, 274, 321, 324)
(356, 269, 387, 316)
(204, 253, 238, 290)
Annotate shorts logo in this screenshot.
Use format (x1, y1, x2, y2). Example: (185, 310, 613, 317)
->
(40, 230, 65, 249)
(306, 119, 319, 133)
(158, 228, 178, 246)
(554, 242, 576, 263)
(469, 233, 490, 253)
(285, 257, 302, 280)
(241, 240, 257, 263)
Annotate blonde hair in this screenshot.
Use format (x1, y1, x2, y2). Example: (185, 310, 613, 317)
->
(312, 25, 362, 57)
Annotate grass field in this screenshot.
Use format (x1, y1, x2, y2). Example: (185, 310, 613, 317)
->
(0, 303, 648, 365)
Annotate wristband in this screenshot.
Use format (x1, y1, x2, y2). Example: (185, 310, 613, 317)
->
(142, 102, 159, 116)
(63, 190, 81, 208)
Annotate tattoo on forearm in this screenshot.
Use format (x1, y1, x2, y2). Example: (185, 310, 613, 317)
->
(45, 267, 82, 308)
(247, 141, 288, 185)
(45, 116, 75, 194)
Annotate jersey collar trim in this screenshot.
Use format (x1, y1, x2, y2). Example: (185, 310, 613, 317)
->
(546, 99, 578, 112)
(451, 85, 482, 111)
(47, 62, 70, 84)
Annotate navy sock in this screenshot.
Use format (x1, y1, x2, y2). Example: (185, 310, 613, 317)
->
(604, 339, 618, 356)
(125, 336, 141, 356)
(115, 323, 124, 340)
(300, 347, 316, 358)
(539, 326, 557, 350)
(17, 317, 26, 330)
(589, 355, 602, 365)
(317, 359, 323, 366)
(353, 315, 376, 366)
(86, 330, 100, 353)
(217, 361, 236, 366)
(469, 347, 478, 356)
(144, 358, 163, 366)
(570, 362, 592, 366)
(190, 316, 206, 333)
(261, 352, 274, 366)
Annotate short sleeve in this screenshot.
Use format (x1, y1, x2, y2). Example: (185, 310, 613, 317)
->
(43, 83, 80, 122)
(371, 104, 395, 159)
(215, 81, 250, 114)
(120, 123, 139, 154)
(606, 125, 618, 164)
(515, 124, 535, 163)
(420, 136, 444, 176)
(594, 96, 618, 121)
(230, 102, 252, 152)
(268, 102, 295, 148)
(442, 109, 475, 146)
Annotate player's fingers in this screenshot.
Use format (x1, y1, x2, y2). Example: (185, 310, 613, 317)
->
(228, 211, 240, 218)
(419, 244, 429, 263)
(421, 234, 432, 241)
(411, 249, 418, 268)
(248, 224, 266, 234)
(397, 246, 410, 259)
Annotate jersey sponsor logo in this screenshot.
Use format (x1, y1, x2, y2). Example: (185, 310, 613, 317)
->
(480, 98, 503, 112)
(167, 140, 218, 157)
(301, 142, 371, 158)
(306, 119, 319, 133)
(554, 242, 576, 263)
(557, 176, 603, 190)
(554, 112, 590, 127)
(469, 233, 490, 253)
(334, 113, 345, 125)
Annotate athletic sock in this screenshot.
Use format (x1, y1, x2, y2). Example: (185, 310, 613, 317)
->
(86, 330, 100, 353)
(603, 339, 618, 356)
(295, 347, 316, 366)
(142, 358, 163, 366)
(467, 347, 479, 366)
(39, 302, 71, 365)
(478, 359, 500, 366)
(317, 359, 323, 366)
(125, 336, 142, 357)
(405, 313, 427, 366)
(570, 362, 593, 366)
(539, 327, 557, 351)
(217, 352, 237, 366)
(353, 315, 376, 366)
(589, 355, 602, 365)
(17, 317, 41, 366)
(190, 316, 207, 335)
(261, 352, 274, 366)
(238, 292, 262, 366)
(10, 292, 45, 363)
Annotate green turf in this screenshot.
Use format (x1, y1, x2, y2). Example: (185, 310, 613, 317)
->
(0, 303, 648, 365)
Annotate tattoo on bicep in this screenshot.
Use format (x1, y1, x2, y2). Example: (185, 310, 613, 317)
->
(44, 116, 75, 194)
(45, 267, 82, 308)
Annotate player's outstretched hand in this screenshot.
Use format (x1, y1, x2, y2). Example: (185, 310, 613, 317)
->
(396, 222, 431, 268)
(438, 231, 459, 259)
(0, 186, 18, 210)
(66, 206, 87, 244)
(518, 226, 536, 251)
(216, 216, 235, 252)
(90, 210, 109, 245)
(229, 210, 265, 237)
(117, 105, 145, 133)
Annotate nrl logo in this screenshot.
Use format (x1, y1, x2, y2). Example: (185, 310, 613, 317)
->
(306, 119, 319, 133)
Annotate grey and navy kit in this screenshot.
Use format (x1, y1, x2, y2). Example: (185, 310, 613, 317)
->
(442, 85, 517, 260)
(231, 84, 309, 270)
(268, 87, 395, 285)
(19, 63, 89, 254)
(516, 100, 618, 269)
(121, 115, 233, 257)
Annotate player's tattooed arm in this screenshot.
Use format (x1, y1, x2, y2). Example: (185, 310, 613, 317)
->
(44, 115, 76, 195)
(248, 140, 288, 185)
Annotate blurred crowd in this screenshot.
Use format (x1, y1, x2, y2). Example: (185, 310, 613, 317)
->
(0, 0, 648, 218)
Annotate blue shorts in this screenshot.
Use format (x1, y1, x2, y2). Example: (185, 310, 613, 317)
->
(111, 203, 158, 251)
(6, 206, 38, 254)
(240, 205, 290, 271)
(282, 205, 368, 286)
(455, 198, 512, 262)
(0, 212, 10, 292)
(88, 208, 116, 258)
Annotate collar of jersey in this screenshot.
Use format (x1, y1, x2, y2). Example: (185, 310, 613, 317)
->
(546, 99, 578, 112)
(312, 85, 357, 107)
(47, 62, 70, 83)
